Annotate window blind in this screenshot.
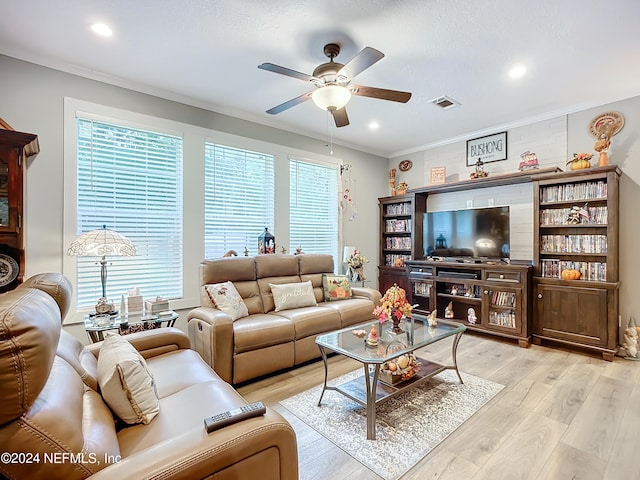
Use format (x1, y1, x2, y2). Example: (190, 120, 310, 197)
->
(289, 158, 339, 264)
(204, 143, 275, 257)
(76, 118, 183, 308)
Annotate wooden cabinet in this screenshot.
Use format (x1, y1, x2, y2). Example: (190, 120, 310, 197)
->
(377, 192, 426, 292)
(0, 125, 39, 292)
(532, 166, 620, 360)
(406, 261, 532, 347)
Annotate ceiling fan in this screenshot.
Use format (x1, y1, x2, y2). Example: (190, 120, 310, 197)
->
(258, 43, 412, 127)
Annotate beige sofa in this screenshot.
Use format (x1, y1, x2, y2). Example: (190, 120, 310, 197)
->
(188, 254, 382, 384)
(0, 273, 297, 480)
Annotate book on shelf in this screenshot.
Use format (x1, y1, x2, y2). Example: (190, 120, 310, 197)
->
(385, 202, 412, 215)
(540, 234, 607, 254)
(540, 206, 608, 225)
(385, 219, 411, 233)
(385, 237, 412, 249)
(539, 259, 607, 281)
(540, 180, 608, 203)
(488, 310, 516, 328)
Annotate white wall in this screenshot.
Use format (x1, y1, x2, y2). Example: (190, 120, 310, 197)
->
(0, 54, 388, 310)
(390, 95, 640, 341)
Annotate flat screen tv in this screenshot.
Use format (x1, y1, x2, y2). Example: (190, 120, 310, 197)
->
(423, 206, 510, 260)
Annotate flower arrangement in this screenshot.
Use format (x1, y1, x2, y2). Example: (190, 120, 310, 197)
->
(373, 284, 414, 325)
(346, 249, 368, 269)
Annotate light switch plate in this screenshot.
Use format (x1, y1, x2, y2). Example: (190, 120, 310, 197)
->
(466, 200, 473, 208)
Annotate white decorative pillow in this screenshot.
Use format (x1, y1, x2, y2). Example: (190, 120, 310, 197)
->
(97, 334, 160, 425)
(270, 281, 317, 312)
(204, 281, 249, 320)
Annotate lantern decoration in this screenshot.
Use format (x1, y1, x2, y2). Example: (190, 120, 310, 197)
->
(258, 227, 275, 254)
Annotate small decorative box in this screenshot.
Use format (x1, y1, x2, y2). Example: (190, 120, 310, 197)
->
(145, 297, 169, 314)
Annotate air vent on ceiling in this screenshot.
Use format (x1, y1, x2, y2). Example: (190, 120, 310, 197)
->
(430, 96, 460, 110)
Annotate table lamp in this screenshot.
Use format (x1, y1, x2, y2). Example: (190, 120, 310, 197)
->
(67, 225, 136, 303)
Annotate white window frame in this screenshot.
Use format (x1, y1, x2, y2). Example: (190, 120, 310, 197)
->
(63, 98, 203, 323)
(289, 155, 342, 268)
(63, 98, 347, 324)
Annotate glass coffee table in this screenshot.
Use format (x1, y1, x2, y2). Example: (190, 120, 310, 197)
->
(315, 315, 465, 440)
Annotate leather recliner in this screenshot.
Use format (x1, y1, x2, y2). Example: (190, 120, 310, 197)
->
(0, 273, 298, 480)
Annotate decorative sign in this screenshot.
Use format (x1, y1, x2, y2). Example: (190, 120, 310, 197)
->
(466, 131, 507, 166)
(430, 166, 446, 185)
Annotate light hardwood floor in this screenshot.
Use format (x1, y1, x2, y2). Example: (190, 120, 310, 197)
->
(237, 332, 640, 480)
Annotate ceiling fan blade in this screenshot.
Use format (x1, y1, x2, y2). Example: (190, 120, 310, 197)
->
(350, 85, 412, 103)
(332, 107, 349, 128)
(265, 92, 313, 114)
(258, 63, 314, 82)
(337, 47, 384, 80)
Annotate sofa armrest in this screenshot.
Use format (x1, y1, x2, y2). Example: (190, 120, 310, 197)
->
(87, 408, 298, 480)
(85, 327, 191, 360)
(352, 287, 382, 305)
(187, 307, 235, 383)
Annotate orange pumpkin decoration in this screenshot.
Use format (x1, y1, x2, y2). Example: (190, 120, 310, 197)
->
(561, 269, 581, 280)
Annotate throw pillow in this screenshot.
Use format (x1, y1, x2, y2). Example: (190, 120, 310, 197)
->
(270, 281, 317, 312)
(322, 274, 353, 301)
(204, 281, 249, 320)
(97, 334, 160, 425)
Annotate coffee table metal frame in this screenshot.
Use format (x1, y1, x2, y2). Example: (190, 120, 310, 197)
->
(315, 315, 466, 440)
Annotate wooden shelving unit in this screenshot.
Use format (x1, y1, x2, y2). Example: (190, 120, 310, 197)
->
(532, 165, 620, 360)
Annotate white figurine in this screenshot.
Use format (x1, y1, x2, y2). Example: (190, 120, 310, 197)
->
(467, 307, 477, 325)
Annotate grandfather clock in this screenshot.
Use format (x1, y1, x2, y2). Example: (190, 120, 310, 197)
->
(0, 119, 39, 292)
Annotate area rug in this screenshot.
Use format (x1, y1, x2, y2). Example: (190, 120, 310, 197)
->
(280, 369, 503, 480)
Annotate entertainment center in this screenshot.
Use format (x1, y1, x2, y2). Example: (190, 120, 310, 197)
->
(378, 165, 620, 359)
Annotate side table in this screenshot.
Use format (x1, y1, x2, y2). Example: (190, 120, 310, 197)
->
(84, 311, 179, 343)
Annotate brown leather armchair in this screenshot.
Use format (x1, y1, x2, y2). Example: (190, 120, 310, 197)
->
(0, 273, 298, 480)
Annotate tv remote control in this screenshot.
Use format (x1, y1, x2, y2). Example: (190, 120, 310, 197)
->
(204, 401, 266, 433)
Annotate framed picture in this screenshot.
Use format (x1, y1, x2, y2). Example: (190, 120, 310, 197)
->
(466, 131, 507, 166)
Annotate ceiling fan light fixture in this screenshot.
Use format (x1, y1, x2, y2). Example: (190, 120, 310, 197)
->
(311, 84, 352, 111)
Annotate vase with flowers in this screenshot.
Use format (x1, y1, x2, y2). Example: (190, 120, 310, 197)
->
(346, 249, 368, 282)
(373, 284, 415, 334)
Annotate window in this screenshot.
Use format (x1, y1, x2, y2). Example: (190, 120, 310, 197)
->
(289, 158, 339, 263)
(75, 118, 183, 309)
(204, 143, 275, 257)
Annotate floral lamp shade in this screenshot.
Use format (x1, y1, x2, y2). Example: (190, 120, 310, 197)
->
(67, 226, 136, 257)
(258, 227, 275, 254)
(67, 225, 136, 300)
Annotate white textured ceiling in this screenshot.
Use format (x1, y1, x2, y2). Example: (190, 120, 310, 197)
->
(1, 0, 639, 157)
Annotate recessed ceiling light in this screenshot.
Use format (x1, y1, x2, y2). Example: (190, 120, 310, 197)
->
(91, 23, 113, 37)
(368, 121, 380, 130)
(508, 65, 526, 79)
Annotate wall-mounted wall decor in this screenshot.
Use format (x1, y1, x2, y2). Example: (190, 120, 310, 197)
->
(430, 166, 446, 185)
(466, 131, 507, 166)
(398, 159, 413, 172)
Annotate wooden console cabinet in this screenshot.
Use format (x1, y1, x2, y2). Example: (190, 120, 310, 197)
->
(405, 260, 532, 347)
(0, 124, 39, 292)
(532, 166, 620, 360)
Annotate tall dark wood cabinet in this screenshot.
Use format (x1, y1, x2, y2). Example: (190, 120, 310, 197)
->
(377, 192, 426, 293)
(0, 126, 39, 292)
(532, 166, 620, 360)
